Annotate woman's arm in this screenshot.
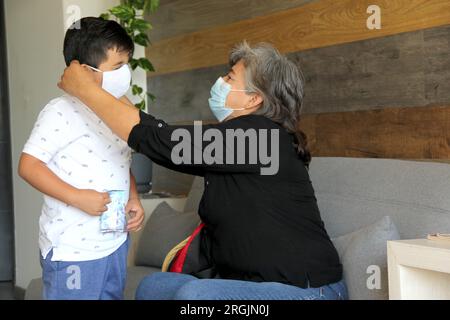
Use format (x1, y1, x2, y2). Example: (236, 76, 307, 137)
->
(119, 95, 134, 107)
(58, 61, 264, 175)
(58, 61, 139, 142)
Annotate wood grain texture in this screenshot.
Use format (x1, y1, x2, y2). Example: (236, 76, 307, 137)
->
(147, 25, 450, 119)
(292, 25, 450, 114)
(146, 0, 314, 42)
(300, 105, 450, 159)
(146, 0, 450, 76)
(147, 64, 227, 123)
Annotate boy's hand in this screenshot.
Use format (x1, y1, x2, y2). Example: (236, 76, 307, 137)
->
(126, 198, 145, 232)
(72, 189, 111, 216)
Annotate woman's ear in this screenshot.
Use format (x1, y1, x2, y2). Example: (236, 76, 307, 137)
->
(249, 93, 263, 109)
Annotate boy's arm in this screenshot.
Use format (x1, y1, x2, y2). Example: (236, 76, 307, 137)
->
(18, 153, 111, 216)
(126, 171, 145, 232)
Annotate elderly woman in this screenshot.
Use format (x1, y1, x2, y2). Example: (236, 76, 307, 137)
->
(58, 42, 347, 300)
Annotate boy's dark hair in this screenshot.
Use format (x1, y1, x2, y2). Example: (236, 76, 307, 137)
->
(64, 17, 134, 68)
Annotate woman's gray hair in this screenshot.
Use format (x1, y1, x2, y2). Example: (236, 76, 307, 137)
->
(229, 41, 311, 166)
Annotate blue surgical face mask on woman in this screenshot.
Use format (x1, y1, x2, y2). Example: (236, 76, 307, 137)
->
(208, 77, 251, 122)
(86, 64, 131, 98)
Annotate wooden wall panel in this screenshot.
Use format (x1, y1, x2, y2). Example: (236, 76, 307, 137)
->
(147, 64, 226, 123)
(292, 25, 450, 114)
(300, 105, 450, 159)
(147, 0, 450, 76)
(153, 104, 450, 161)
(147, 0, 314, 42)
(147, 25, 450, 120)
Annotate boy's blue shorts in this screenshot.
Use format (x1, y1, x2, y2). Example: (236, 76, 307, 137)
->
(40, 237, 129, 300)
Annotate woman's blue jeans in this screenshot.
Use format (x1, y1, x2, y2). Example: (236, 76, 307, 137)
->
(135, 272, 348, 300)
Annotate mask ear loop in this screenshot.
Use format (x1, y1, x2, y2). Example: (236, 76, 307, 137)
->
(231, 105, 257, 111)
(229, 89, 248, 92)
(86, 65, 102, 73)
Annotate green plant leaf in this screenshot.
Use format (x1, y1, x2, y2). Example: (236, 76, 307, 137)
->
(109, 5, 135, 21)
(130, 18, 152, 33)
(132, 84, 144, 95)
(134, 33, 150, 47)
(99, 13, 110, 20)
(128, 0, 146, 10)
(138, 58, 154, 72)
(135, 100, 146, 110)
(124, 26, 133, 36)
(129, 58, 139, 70)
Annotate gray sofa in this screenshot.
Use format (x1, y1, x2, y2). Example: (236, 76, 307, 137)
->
(25, 157, 450, 300)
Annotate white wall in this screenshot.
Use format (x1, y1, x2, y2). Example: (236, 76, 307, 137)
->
(5, 0, 66, 290)
(5, 0, 135, 289)
(62, 0, 119, 22)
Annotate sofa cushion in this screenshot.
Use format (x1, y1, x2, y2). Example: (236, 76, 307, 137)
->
(135, 201, 200, 268)
(331, 215, 400, 300)
(310, 157, 450, 240)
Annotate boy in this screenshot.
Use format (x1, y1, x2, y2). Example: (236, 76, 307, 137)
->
(18, 17, 145, 300)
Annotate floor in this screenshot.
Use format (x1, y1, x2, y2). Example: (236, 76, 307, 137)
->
(0, 282, 15, 300)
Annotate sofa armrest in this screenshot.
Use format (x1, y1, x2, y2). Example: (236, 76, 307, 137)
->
(127, 196, 187, 267)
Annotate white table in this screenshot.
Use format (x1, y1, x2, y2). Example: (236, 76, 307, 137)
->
(388, 239, 450, 299)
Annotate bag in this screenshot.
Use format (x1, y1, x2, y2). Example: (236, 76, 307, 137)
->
(162, 222, 217, 278)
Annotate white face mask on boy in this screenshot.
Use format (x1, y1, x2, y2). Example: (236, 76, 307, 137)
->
(87, 64, 131, 98)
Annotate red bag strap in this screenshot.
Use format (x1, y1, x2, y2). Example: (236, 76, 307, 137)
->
(170, 223, 205, 273)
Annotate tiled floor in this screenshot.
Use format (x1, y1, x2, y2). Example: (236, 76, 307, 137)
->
(0, 282, 15, 300)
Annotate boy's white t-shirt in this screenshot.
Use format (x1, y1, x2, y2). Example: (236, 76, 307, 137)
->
(23, 94, 132, 262)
